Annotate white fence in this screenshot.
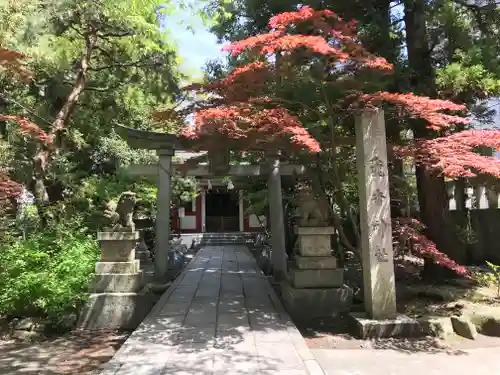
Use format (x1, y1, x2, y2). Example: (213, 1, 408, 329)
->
(446, 179, 500, 210)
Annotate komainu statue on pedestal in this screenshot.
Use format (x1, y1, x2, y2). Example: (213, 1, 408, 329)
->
(295, 185, 329, 227)
(103, 191, 137, 232)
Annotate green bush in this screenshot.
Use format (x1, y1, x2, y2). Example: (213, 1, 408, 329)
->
(473, 261, 500, 298)
(0, 222, 99, 329)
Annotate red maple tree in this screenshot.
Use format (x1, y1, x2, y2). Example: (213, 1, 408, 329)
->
(180, 7, 468, 152)
(402, 129, 500, 178)
(0, 47, 50, 207)
(392, 218, 469, 276)
(162, 6, 500, 275)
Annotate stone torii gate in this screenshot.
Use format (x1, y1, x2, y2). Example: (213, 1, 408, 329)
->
(115, 124, 305, 283)
(116, 108, 399, 323)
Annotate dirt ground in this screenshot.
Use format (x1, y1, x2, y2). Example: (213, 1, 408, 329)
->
(0, 330, 130, 375)
(2, 258, 500, 374)
(2, 321, 500, 375)
(299, 258, 500, 352)
(298, 315, 500, 353)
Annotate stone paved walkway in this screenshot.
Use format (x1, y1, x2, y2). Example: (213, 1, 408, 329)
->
(101, 245, 324, 375)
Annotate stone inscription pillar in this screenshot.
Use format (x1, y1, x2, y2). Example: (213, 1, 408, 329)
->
(267, 153, 287, 281)
(155, 149, 174, 282)
(355, 109, 397, 319)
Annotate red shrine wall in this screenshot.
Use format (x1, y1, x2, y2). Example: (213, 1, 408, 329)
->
(171, 191, 267, 233)
(171, 194, 202, 233)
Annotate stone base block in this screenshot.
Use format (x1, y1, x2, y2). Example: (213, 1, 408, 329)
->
(142, 268, 155, 284)
(98, 231, 139, 262)
(297, 238, 332, 257)
(89, 272, 143, 293)
(294, 227, 334, 257)
(350, 312, 428, 339)
(77, 292, 153, 330)
(291, 268, 344, 288)
(136, 249, 152, 264)
(295, 256, 338, 270)
(168, 249, 185, 269)
(281, 283, 353, 320)
(95, 260, 140, 274)
(295, 227, 335, 236)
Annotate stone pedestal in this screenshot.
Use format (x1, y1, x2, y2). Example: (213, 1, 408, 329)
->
(281, 227, 352, 320)
(134, 216, 154, 284)
(136, 234, 155, 284)
(78, 231, 153, 330)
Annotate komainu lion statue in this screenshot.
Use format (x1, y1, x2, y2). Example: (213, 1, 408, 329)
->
(295, 185, 329, 227)
(103, 191, 137, 232)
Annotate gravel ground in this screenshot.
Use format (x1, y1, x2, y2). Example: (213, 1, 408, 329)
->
(303, 331, 500, 351)
(0, 331, 130, 375)
(297, 314, 500, 352)
(301, 316, 500, 375)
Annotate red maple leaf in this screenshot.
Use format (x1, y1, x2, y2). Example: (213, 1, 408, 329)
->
(393, 218, 469, 276)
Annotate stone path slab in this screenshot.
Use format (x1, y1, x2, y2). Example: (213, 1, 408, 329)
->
(101, 246, 323, 375)
(313, 347, 500, 375)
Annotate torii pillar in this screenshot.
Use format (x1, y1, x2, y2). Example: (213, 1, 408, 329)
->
(267, 152, 287, 281)
(115, 125, 180, 284)
(155, 149, 174, 281)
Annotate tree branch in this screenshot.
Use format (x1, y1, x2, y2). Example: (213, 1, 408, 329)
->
(68, 24, 85, 38)
(389, 1, 403, 10)
(451, 0, 500, 34)
(51, 27, 97, 133)
(452, 0, 500, 11)
(97, 29, 135, 39)
(84, 77, 135, 92)
(89, 56, 154, 72)
(391, 17, 405, 26)
(93, 45, 115, 61)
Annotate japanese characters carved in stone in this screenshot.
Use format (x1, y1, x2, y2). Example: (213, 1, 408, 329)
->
(103, 191, 137, 232)
(374, 247, 389, 262)
(369, 156, 385, 177)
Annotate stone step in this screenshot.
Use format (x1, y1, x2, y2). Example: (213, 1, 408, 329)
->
(89, 273, 143, 293)
(200, 239, 252, 241)
(200, 238, 248, 242)
(78, 292, 152, 330)
(198, 233, 254, 238)
(95, 260, 140, 274)
(295, 255, 338, 270)
(281, 283, 353, 319)
(199, 237, 250, 244)
(200, 241, 248, 243)
(290, 268, 344, 288)
(200, 243, 247, 247)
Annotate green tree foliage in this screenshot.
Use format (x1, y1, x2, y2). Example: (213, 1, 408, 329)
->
(0, 0, 207, 328)
(0, 0, 184, 223)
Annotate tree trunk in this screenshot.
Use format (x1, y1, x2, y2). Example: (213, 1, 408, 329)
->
(404, 0, 466, 278)
(32, 29, 96, 225)
(368, 0, 406, 217)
